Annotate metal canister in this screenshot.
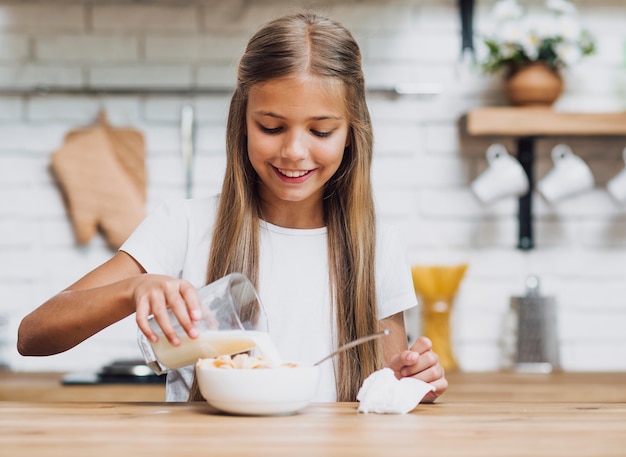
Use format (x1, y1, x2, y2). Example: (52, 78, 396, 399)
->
(509, 276, 560, 373)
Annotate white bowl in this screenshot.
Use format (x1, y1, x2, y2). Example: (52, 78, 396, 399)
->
(196, 362, 320, 416)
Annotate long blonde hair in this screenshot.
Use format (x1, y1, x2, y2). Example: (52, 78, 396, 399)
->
(189, 10, 380, 402)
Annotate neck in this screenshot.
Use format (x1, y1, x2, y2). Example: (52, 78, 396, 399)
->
(259, 198, 325, 229)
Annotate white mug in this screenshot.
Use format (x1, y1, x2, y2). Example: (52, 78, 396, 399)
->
(471, 144, 529, 204)
(537, 144, 594, 204)
(607, 147, 626, 204)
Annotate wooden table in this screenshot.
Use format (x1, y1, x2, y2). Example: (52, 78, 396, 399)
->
(1, 400, 625, 456)
(1, 372, 625, 456)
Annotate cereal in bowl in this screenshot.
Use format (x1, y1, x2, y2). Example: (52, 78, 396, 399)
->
(196, 354, 298, 370)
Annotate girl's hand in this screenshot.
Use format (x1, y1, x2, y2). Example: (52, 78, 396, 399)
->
(387, 336, 448, 403)
(132, 275, 202, 346)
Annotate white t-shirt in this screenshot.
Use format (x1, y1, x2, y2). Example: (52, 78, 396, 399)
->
(121, 197, 417, 402)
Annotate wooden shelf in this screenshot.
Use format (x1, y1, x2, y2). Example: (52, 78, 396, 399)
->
(463, 107, 626, 250)
(465, 107, 626, 137)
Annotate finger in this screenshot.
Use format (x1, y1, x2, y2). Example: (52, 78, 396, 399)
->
(410, 336, 433, 355)
(135, 296, 157, 343)
(387, 350, 417, 373)
(165, 284, 198, 340)
(180, 281, 202, 321)
(403, 361, 445, 384)
(151, 293, 180, 345)
(400, 350, 440, 378)
(422, 376, 448, 403)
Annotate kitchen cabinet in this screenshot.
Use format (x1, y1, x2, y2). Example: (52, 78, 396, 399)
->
(0, 371, 164, 402)
(464, 107, 626, 250)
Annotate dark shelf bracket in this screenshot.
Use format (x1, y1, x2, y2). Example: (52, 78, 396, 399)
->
(516, 137, 536, 250)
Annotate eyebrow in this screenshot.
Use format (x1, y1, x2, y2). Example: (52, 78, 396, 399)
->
(253, 111, 343, 121)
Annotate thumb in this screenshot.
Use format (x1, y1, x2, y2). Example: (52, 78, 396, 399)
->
(387, 350, 419, 376)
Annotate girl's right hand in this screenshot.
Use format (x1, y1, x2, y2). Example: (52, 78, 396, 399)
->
(132, 275, 203, 346)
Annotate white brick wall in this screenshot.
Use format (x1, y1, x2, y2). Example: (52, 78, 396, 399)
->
(1, 0, 625, 374)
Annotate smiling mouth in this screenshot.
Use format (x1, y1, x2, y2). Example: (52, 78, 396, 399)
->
(277, 168, 311, 178)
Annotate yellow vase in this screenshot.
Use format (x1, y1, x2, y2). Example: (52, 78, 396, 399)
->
(411, 264, 468, 372)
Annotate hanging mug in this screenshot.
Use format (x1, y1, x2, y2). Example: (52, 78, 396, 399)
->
(471, 143, 529, 204)
(537, 144, 594, 204)
(607, 147, 626, 204)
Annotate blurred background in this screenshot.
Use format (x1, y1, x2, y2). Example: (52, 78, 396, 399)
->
(0, 0, 625, 375)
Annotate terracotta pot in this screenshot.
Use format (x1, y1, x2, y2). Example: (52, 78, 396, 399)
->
(505, 63, 563, 106)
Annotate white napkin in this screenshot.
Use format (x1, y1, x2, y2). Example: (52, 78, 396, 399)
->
(356, 368, 435, 414)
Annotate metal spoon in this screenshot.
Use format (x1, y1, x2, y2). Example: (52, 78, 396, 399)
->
(314, 329, 391, 366)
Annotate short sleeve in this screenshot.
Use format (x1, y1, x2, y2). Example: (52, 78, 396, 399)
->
(375, 224, 417, 320)
(119, 199, 190, 277)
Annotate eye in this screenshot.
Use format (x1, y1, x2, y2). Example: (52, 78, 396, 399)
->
(312, 130, 332, 138)
(259, 124, 282, 134)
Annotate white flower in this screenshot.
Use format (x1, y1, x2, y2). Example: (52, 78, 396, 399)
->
(492, 0, 523, 21)
(555, 15, 582, 41)
(519, 33, 541, 60)
(531, 15, 559, 40)
(546, 0, 577, 14)
(555, 42, 582, 66)
(479, 0, 594, 73)
(499, 42, 519, 60)
(497, 20, 524, 45)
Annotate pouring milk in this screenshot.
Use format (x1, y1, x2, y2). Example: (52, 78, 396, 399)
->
(150, 330, 282, 370)
(137, 273, 274, 375)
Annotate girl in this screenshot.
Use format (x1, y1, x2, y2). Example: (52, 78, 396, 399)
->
(18, 11, 447, 403)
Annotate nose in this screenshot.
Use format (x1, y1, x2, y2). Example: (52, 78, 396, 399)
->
(281, 130, 307, 161)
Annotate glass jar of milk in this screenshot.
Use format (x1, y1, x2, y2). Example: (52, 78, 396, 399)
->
(137, 273, 276, 375)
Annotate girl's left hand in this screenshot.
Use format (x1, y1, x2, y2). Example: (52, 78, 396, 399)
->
(387, 336, 448, 403)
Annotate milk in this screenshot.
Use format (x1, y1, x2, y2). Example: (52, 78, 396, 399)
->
(150, 330, 282, 370)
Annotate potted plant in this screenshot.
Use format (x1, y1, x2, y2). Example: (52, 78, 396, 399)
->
(478, 0, 596, 106)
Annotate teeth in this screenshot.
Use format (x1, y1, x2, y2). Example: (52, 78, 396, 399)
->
(278, 168, 308, 178)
